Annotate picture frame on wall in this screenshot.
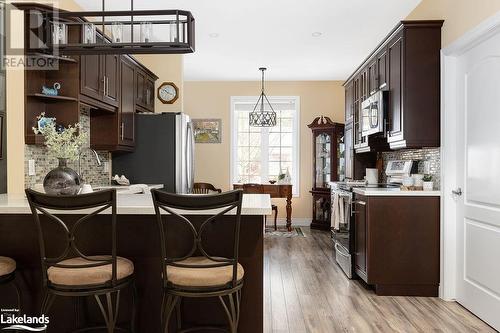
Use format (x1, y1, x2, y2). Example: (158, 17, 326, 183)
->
(192, 118, 222, 144)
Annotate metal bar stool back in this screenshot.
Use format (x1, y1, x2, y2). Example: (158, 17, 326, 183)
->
(25, 188, 136, 333)
(151, 189, 244, 333)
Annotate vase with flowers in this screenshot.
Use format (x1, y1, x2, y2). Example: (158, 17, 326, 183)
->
(33, 113, 88, 195)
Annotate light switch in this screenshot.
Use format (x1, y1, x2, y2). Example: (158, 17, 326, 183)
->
(28, 159, 36, 176)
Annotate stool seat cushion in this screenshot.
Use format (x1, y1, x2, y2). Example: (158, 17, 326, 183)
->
(47, 256, 134, 286)
(167, 256, 244, 288)
(0, 256, 16, 277)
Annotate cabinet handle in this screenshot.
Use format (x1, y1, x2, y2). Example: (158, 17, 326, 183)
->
(355, 200, 366, 206)
(120, 122, 124, 141)
(106, 77, 109, 96)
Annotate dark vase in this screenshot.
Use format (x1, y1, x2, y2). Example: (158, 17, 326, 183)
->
(43, 158, 82, 195)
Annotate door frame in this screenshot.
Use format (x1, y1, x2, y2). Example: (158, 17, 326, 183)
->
(441, 11, 500, 301)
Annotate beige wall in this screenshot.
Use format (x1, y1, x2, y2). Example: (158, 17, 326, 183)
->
(184, 81, 345, 220)
(407, 0, 500, 46)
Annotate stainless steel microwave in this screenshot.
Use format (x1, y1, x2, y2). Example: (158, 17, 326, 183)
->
(361, 90, 388, 137)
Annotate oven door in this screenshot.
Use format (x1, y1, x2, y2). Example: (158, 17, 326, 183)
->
(361, 91, 386, 137)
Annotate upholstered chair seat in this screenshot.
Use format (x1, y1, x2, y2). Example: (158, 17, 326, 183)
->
(0, 256, 16, 277)
(47, 256, 134, 286)
(166, 257, 244, 288)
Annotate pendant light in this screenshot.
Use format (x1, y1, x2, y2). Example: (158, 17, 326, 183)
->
(249, 68, 277, 127)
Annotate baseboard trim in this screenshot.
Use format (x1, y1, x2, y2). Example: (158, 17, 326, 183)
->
(271, 218, 311, 227)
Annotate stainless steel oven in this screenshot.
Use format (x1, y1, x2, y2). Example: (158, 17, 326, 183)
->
(361, 90, 387, 137)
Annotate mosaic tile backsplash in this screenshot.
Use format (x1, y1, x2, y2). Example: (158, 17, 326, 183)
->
(25, 108, 111, 189)
(381, 148, 441, 189)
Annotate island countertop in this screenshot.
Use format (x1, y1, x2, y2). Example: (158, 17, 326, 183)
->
(0, 193, 273, 215)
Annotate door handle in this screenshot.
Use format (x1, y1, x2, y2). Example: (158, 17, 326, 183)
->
(452, 188, 462, 196)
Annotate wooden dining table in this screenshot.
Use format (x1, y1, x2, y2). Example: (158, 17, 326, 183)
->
(233, 183, 293, 231)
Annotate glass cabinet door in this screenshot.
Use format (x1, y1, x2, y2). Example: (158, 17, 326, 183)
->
(337, 131, 345, 182)
(315, 132, 331, 188)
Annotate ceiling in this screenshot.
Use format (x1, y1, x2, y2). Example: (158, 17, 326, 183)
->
(75, 0, 422, 81)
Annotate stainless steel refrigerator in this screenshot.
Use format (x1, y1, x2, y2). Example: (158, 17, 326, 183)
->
(112, 113, 195, 193)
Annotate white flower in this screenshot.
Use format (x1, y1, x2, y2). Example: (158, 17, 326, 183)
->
(33, 113, 88, 161)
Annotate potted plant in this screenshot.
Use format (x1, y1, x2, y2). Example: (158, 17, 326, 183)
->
(423, 174, 434, 191)
(33, 113, 88, 195)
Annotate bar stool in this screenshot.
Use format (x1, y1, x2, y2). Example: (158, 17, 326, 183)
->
(151, 189, 244, 333)
(25, 189, 136, 333)
(0, 256, 21, 310)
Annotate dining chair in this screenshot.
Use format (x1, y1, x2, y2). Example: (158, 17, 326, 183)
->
(192, 182, 222, 194)
(152, 189, 244, 333)
(25, 188, 136, 333)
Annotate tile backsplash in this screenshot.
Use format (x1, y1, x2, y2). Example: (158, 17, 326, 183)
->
(24, 108, 111, 189)
(381, 148, 441, 189)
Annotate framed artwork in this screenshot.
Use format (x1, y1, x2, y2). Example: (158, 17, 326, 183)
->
(192, 118, 222, 143)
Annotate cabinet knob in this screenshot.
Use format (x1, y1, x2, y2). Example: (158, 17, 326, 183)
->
(452, 188, 462, 196)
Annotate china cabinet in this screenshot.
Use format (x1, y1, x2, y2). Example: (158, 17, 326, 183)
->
(308, 116, 344, 230)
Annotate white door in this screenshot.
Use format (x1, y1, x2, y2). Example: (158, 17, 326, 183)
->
(455, 28, 500, 331)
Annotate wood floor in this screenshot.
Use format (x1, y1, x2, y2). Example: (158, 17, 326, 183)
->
(263, 227, 495, 333)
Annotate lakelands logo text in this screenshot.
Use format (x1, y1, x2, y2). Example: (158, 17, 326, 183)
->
(0, 313, 49, 332)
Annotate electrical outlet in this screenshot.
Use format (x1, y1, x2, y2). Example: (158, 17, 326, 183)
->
(103, 161, 110, 173)
(28, 159, 36, 176)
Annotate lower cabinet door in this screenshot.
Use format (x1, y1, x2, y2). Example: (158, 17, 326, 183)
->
(354, 198, 367, 281)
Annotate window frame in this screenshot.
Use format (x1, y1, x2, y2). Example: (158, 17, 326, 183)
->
(230, 96, 300, 197)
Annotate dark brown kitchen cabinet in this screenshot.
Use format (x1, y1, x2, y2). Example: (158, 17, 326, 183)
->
(136, 69, 155, 112)
(80, 54, 101, 101)
(102, 54, 120, 107)
(377, 48, 388, 89)
(90, 56, 133, 152)
(343, 20, 443, 151)
(387, 32, 404, 144)
(367, 59, 378, 95)
(118, 56, 135, 147)
(352, 192, 440, 296)
(80, 54, 120, 108)
(354, 196, 367, 281)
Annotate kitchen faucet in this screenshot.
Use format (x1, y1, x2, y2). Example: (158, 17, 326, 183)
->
(78, 147, 102, 182)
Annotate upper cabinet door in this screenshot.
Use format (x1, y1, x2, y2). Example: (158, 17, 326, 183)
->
(80, 54, 101, 100)
(136, 69, 146, 109)
(388, 32, 404, 142)
(367, 59, 378, 95)
(145, 77, 155, 112)
(377, 48, 388, 89)
(119, 57, 135, 147)
(345, 81, 354, 122)
(102, 54, 120, 107)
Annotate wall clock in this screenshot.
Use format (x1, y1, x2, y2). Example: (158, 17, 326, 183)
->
(157, 82, 179, 104)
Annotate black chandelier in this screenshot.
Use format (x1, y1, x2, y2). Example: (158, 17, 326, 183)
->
(249, 68, 277, 127)
(18, 0, 195, 55)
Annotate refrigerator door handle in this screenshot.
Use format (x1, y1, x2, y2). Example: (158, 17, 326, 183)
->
(186, 121, 195, 193)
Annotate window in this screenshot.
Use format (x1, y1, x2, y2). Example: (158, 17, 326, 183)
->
(230, 96, 300, 196)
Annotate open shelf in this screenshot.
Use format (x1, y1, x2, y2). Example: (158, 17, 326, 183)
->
(28, 52, 78, 63)
(27, 93, 78, 102)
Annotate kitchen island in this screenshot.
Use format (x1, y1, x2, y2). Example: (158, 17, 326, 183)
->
(0, 193, 271, 333)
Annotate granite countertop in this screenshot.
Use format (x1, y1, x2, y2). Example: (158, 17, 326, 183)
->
(0, 193, 273, 216)
(353, 188, 441, 197)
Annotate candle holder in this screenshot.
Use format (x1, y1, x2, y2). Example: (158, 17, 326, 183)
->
(111, 22, 123, 43)
(52, 23, 68, 45)
(82, 23, 96, 44)
(140, 22, 153, 43)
